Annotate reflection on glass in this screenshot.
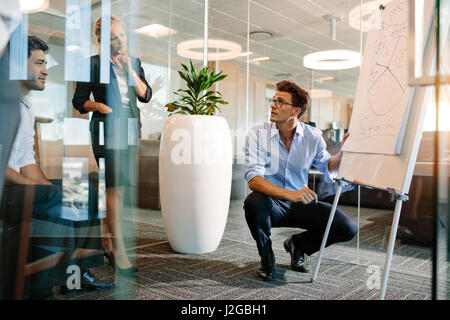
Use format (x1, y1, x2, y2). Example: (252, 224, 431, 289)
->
(100, 0, 111, 84)
(139, 62, 168, 137)
(9, 13, 27, 80)
(63, 157, 89, 212)
(435, 84, 450, 300)
(64, 0, 91, 82)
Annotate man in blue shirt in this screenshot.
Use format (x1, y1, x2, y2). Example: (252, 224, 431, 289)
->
(244, 80, 357, 280)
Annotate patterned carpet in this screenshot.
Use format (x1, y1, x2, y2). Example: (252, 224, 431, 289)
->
(54, 200, 437, 300)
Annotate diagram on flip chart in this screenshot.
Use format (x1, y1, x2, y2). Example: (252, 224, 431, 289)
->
(343, 1, 412, 155)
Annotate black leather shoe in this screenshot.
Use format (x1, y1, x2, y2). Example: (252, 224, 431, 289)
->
(60, 269, 115, 294)
(258, 251, 275, 280)
(283, 236, 309, 273)
(80, 269, 115, 290)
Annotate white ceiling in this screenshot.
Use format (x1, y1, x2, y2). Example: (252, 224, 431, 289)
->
(29, 0, 371, 98)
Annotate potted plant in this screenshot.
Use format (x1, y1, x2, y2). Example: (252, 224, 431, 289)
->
(159, 61, 232, 254)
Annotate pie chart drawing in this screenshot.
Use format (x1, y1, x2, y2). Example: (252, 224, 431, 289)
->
(342, 0, 434, 156)
(367, 36, 407, 116)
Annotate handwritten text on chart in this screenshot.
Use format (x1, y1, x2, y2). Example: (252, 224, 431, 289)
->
(357, 117, 397, 141)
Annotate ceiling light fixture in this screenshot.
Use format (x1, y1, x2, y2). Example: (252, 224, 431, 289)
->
(315, 76, 335, 83)
(249, 31, 273, 41)
(177, 39, 242, 61)
(251, 56, 271, 62)
(348, 0, 392, 32)
(66, 45, 80, 52)
(240, 51, 253, 57)
(303, 50, 360, 70)
(310, 89, 333, 99)
(135, 24, 178, 38)
(323, 13, 343, 40)
(19, 0, 49, 13)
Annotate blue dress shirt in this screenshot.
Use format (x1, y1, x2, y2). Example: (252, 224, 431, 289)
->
(244, 122, 335, 191)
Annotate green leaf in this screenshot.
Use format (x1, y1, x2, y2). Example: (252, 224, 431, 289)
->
(165, 60, 228, 115)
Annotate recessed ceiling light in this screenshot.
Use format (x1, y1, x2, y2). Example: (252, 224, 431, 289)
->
(240, 51, 253, 57)
(311, 89, 333, 99)
(251, 56, 271, 62)
(249, 31, 273, 41)
(177, 39, 242, 61)
(135, 24, 178, 38)
(250, 56, 277, 65)
(66, 45, 80, 52)
(19, 0, 49, 13)
(303, 50, 360, 70)
(315, 76, 335, 83)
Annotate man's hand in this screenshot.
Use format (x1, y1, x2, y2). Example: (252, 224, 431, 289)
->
(342, 132, 350, 145)
(95, 102, 112, 114)
(328, 132, 350, 172)
(284, 184, 318, 204)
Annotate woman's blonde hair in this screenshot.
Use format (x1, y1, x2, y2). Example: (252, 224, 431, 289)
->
(93, 15, 124, 44)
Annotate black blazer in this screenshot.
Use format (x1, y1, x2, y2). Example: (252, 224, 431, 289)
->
(72, 54, 152, 137)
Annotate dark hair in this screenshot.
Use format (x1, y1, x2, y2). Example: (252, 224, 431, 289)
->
(276, 80, 309, 119)
(28, 35, 49, 58)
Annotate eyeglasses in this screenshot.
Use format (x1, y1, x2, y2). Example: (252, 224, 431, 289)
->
(268, 97, 296, 108)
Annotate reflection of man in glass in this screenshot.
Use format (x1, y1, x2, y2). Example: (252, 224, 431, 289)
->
(73, 16, 152, 278)
(6, 35, 51, 185)
(244, 80, 357, 280)
(5, 35, 113, 299)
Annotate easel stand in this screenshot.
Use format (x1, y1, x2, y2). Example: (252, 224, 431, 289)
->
(379, 192, 408, 299)
(310, 179, 409, 300)
(311, 179, 347, 283)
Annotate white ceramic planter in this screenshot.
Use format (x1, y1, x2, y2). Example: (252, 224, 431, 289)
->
(159, 115, 232, 254)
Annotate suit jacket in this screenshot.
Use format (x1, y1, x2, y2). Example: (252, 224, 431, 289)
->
(72, 54, 152, 141)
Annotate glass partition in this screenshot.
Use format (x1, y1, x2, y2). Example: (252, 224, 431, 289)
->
(0, 0, 447, 301)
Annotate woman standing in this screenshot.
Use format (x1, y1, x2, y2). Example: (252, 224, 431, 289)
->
(72, 15, 152, 277)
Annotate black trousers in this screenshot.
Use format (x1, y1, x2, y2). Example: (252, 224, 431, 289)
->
(244, 192, 358, 259)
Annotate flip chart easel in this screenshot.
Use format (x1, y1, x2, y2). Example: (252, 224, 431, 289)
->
(310, 0, 436, 300)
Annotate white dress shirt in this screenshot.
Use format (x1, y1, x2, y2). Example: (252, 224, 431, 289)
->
(7, 95, 36, 172)
(244, 121, 335, 190)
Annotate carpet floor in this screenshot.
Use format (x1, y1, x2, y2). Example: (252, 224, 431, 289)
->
(55, 200, 440, 300)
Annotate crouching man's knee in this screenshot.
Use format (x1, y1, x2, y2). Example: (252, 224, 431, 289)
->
(341, 220, 358, 242)
(244, 192, 271, 222)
